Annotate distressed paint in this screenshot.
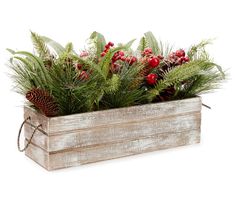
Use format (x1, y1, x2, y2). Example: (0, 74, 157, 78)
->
(24, 97, 202, 170)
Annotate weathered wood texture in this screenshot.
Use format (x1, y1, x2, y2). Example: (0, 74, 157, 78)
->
(24, 97, 202, 170)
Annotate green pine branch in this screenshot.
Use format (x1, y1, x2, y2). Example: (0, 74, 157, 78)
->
(144, 31, 160, 55)
(31, 32, 50, 58)
(147, 60, 224, 101)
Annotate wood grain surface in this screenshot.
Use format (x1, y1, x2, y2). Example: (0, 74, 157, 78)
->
(24, 97, 202, 170)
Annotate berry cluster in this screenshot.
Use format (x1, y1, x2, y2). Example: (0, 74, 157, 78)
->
(168, 49, 189, 65)
(141, 48, 163, 68)
(126, 56, 138, 65)
(74, 63, 90, 81)
(141, 48, 163, 85)
(101, 41, 138, 65)
(112, 50, 126, 62)
(101, 42, 114, 57)
(141, 48, 152, 56)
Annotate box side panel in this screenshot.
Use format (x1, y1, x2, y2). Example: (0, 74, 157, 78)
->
(24, 124, 48, 151)
(25, 140, 49, 170)
(48, 129, 200, 170)
(24, 107, 49, 133)
(47, 112, 200, 152)
(48, 97, 201, 134)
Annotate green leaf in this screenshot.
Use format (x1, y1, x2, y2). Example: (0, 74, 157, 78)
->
(99, 46, 127, 79)
(90, 31, 106, 58)
(125, 39, 136, 48)
(214, 63, 225, 78)
(65, 42, 73, 53)
(6, 48, 16, 54)
(144, 31, 160, 55)
(41, 36, 65, 55)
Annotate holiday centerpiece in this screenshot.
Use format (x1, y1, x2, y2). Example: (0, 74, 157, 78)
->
(9, 31, 225, 170)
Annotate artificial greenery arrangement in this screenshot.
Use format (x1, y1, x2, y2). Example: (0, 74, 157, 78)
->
(8, 31, 225, 117)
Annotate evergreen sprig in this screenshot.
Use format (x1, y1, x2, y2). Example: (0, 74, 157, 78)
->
(8, 31, 226, 117)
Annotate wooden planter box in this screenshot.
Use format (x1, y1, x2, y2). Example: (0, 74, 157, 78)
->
(24, 97, 201, 170)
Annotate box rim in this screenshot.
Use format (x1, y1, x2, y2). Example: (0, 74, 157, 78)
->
(24, 96, 201, 120)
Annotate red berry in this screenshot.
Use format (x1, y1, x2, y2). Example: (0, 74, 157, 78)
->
(121, 56, 126, 61)
(144, 48, 152, 54)
(104, 48, 109, 53)
(125, 57, 130, 62)
(75, 63, 83, 70)
(116, 55, 121, 60)
(105, 44, 110, 49)
(79, 71, 89, 80)
(148, 57, 160, 68)
(146, 73, 157, 85)
(184, 56, 190, 62)
(118, 51, 125, 56)
(101, 52, 106, 57)
(130, 56, 137, 65)
(125, 56, 137, 65)
(175, 49, 185, 58)
(108, 42, 114, 47)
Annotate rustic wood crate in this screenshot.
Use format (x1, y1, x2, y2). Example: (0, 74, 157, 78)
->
(24, 97, 201, 170)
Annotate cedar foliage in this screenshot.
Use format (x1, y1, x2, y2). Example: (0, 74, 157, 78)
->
(8, 31, 225, 117)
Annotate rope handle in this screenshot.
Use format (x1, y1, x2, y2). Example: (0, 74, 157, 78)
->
(17, 116, 42, 152)
(202, 103, 211, 109)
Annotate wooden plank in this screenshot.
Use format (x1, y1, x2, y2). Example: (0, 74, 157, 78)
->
(25, 112, 201, 152)
(23, 97, 202, 170)
(25, 139, 49, 170)
(48, 97, 201, 134)
(24, 107, 49, 132)
(25, 129, 200, 170)
(24, 124, 48, 150)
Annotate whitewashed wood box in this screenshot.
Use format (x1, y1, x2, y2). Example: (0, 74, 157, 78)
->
(23, 97, 201, 170)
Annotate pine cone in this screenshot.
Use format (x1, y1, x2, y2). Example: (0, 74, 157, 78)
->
(156, 86, 176, 102)
(26, 88, 59, 117)
(130, 66, 151, 89)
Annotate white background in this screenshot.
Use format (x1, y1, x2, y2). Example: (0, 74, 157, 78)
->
(0, 0, 234, 196)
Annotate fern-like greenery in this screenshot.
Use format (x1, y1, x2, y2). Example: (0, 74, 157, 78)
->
(101, 63, 146, 108)
(31, 32, 51, 58)
(147, 60, 224, 101)
(8, 31, 226, 117)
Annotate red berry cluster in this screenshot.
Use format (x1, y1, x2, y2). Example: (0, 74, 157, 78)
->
(74, 63, 90, 81)
(112, 50, 137, 65)
(101, 42, 114, 57)
(168, 49, 189, 65)
(141, 48, 162, 68)
(111, 50, 138, 72)
(112, 50, 126, 62)
(110, 50, 125, 72)
(141, 48, 152, 56)
(141, 48, 162, 85)
(126, 56, 137, 65)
